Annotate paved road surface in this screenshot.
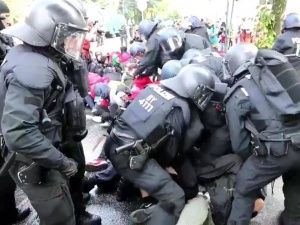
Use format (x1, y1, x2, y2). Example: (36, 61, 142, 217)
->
(15, 38, 284, 224)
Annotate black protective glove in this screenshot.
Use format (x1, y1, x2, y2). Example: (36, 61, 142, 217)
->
(0, 40, 6, 59)
(58, 156, 78, 178)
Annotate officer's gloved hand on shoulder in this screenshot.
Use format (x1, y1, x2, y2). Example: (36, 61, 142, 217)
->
(58, 156, 78, 178)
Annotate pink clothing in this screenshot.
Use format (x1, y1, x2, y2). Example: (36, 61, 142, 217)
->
(88, 72, 110, 99)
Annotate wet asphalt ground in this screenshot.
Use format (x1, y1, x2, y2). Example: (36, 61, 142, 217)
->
(15, 38, 284, 225)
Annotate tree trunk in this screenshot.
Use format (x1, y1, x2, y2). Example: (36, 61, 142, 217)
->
(272, 0, 287, 35)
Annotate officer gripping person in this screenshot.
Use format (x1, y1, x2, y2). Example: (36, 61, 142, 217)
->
(132, 19, 164, 77)
(224, 43, 300, 225)
(135, 24, 211, 78)
(104, 64, 217, 225)
(61, 0, 102, 224)
(272, 13, 300, 74)
(0, 1, 31, 224)
(0, 0, 89, 224)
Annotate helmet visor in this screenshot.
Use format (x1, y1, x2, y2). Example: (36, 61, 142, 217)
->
(51, 23, 87, 60)
(192, 84, 214, 111)
(160, 36, 182, 53)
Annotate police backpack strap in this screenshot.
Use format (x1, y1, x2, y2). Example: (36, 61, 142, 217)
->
(244, 118, 268, 141)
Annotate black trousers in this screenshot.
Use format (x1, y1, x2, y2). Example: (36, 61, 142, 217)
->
(63, 141, 86, 216)
(0, 156, 18, 224)
(104, 135, 185, 225)
(227, 144, 300, 225)
(9, 161, 75, 225)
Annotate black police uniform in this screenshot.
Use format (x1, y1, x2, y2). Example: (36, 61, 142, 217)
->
(224, 69, 300, 224)
(104, 84, 202, 224)
(0, 33, 30, 225)
(191, 26, 210, 43)
(133, 27, 164, 77)
(0, 44, 76, 225)
(184, 33, 211, 52)
(273, 30, 300, 74)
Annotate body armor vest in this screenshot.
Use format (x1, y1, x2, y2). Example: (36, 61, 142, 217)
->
(0, 45, 66, 133)
(121, 84, 190, 146)
(225, 75, 300, 139)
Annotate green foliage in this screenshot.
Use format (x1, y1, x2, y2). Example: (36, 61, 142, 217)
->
(254, 6, 276, 49)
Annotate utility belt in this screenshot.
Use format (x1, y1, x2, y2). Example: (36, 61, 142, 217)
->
(0, 136, 57, 184)
(246, 118, 300, 157)
(0, 147, 48, 184)
(111, 128, 174, 170)
(111, 131, 151, 170)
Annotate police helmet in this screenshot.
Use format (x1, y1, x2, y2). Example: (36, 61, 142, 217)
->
(65, 0, 88, 21)
(181, 49, 204, 60)
(158, 27, 183, 53)
(181, 21, 192, 33)
(139, 20, 158, 40)
(188, 16, 203, 29)
(129, 42, 145, 57)
(223, 43, 258, 77)
(2, 0, 87, 60)
(282, 13, 300, 30)
(161, 64, 215, 111)
(161, 60, 182, 80)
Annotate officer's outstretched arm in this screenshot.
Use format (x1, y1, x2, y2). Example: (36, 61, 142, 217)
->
(225, 90, 251, 159)
(2, 78, 64, 169)
(134, 39, 160, 77)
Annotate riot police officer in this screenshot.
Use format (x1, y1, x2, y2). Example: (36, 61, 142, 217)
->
(62, 0, 102, 224)
(188, 16, 210, 42)
(133, 20, 164, 77)
(104, 64, 216, 225)
(158, 27, 211, 64)
(224, 43, 300, 225)
(189, 52, 225, 81)
(135, 24, 211, 78)
(273, 13, 300, 74)
(0, 1, 31, 224)
(0, 0, 89, 224)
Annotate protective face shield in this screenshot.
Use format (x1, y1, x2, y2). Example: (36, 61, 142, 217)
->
(51, 23, 87, 60)
(160, 35, 183, 53)
(192, 84, 215, 111)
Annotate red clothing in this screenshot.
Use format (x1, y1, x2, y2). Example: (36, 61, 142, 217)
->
(130, 77, 153, 100)
(220, 34, 226, 43)
(100, 99, 109, 107)
(240, 32, 253, 43)
(82, 40, 91, 60)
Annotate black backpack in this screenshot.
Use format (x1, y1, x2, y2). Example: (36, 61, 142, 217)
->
(247, 49, 300, 119)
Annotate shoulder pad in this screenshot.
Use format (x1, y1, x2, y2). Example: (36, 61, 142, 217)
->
(6, 47, 56, 89)
(224, 80, 247, 103)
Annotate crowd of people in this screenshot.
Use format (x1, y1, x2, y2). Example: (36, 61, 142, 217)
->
(0, 0, 300, 225)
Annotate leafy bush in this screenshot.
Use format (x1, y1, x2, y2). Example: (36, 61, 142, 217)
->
(254, 6, 277, 49)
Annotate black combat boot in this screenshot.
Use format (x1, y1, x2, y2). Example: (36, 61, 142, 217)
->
(116, 177, 136, 202)
(76, 211, 102, 225)
(82, 176, 97, 193)
(3, 207, 31, 225)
